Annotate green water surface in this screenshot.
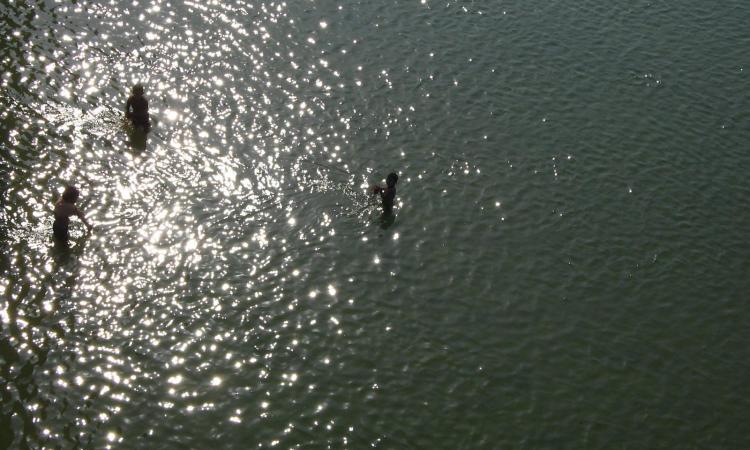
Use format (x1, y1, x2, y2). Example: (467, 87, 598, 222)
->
(2, 0, 750, 448)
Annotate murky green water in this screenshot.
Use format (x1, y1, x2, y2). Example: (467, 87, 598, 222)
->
(2, 0, 750, 448)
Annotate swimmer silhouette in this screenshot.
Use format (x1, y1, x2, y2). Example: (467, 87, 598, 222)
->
(53, 186, 92, 241)
(125, 84, 150, 132)
(371, 172, 398, 215)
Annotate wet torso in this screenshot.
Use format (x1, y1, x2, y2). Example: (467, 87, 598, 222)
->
(53, 201, 80, 239)
(380, 186, 396, 213)
(127, 95, 149, 123)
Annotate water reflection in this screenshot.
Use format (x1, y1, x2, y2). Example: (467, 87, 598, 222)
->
(125, 122, 148, 152)
(2, 0, 419, 446)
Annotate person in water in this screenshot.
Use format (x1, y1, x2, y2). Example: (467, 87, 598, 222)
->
(53, 186, 92, 241)
(371, 172, 398, 214)
(125, 84, 150, 131)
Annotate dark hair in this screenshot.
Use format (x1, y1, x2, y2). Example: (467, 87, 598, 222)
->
(132, 84, 144, 95)
(62, 185, 80, 203)
(386, 172, 398, 187)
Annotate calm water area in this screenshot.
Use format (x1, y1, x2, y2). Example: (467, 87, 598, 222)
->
(2, 0, 750, 448)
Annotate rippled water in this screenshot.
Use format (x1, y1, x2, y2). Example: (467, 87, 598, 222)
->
(2, 0, 750, 448)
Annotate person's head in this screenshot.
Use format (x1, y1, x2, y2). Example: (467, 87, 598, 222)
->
(386, 172, 398, 188)
(62, 185, 80, 203)
(132, 84, 144, 96)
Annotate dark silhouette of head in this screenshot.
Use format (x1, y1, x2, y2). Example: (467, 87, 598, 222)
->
(386, 172, 398, 188)
(132, 84, 145, 96)
(62, 186, 80, 203)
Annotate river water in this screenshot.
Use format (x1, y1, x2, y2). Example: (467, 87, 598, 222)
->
(2, 0, 750, 448)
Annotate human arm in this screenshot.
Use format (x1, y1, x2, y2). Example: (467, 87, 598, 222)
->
(125, 97, 132, 118)
(75, 206, 93, 231)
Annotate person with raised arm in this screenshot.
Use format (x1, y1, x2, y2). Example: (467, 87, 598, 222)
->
(53, 185, 92, 241)
(371, 172, 398, 214)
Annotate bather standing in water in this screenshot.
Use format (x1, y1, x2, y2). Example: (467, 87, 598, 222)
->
(371, 172, 398, 215)
(125, 84, 150, 132)
(53, 186, 92, 241)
